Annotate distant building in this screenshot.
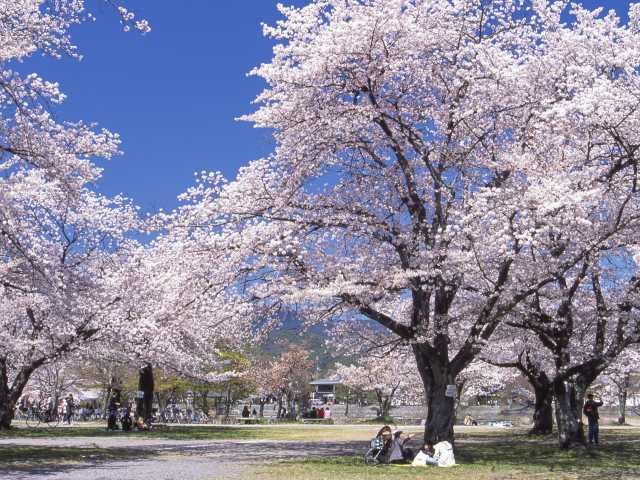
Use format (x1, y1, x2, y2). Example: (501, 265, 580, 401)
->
(309, 379, 341, 405)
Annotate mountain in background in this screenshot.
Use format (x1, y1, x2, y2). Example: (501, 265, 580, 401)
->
(260, 310, 335, 374)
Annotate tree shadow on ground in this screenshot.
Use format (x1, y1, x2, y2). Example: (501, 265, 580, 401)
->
(0, 446, 156, 475)
(456, 439, 640, 478)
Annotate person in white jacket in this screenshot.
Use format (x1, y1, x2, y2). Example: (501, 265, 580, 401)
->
(412, 441, 456, 467)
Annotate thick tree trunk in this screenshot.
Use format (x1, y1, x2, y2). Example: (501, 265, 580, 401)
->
(0, 358, 42, 430)
(413, 344, 456, 444)
(554, 380, 585, 448)
(136, 363, 154, 423)
(425, 381, 456, 444)
(530, 385, 554, 435)
(0, 370, 16, 430)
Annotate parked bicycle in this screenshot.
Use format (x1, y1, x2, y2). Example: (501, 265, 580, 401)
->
(23, 400, 61, 428)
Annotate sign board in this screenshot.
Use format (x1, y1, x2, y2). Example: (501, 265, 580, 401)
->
(445, 385, 457, 398)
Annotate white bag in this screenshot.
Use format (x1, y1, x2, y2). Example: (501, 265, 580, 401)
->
(411, 451, 429, 467)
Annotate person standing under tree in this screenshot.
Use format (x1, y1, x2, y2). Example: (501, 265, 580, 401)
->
(64, 394, 75, 425)
(583, 393, 604, 445)
(107, 392, 120, 431)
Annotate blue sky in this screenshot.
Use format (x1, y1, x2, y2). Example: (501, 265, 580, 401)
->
(26, 0, 631, 211)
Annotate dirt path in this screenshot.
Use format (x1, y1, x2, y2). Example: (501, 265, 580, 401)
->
(0, 439, 368, 480)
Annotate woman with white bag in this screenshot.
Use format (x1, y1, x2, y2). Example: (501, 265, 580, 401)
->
(412, 441, 456, 467)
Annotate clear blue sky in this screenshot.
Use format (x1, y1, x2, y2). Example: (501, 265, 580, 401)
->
(26, 0, 630, 211)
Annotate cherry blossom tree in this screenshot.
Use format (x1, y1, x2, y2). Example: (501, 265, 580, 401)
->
(0, 0, 156, 429)
(175, 0, 640, 445)
(502, 247, 640, 448)
(0, 179, 141, 428)
(483, 329, 557, 435)
(254, 346, 315, 419)
(593, 348, 640, 425)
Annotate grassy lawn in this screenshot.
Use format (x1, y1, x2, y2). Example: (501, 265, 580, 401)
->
(253, 439, 640, 480)
(0, 446, 152, 470)
(2, 423, 639, 442)
(0, 424, 423, 441)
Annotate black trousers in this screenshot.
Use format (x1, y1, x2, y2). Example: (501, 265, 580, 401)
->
(588, 421, 599, 444)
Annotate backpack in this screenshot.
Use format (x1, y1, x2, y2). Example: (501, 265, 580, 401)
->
(583, 403, 593, 416)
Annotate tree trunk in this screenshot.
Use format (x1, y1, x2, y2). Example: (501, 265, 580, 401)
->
(413, 345, 456, 444)
(102, 387, 112, 419)
(136, 363, 154, 423)
(200, 390, 210, 417)
(224, 388, 232, 418)
(0, 401, 14, 430)
(616, 375, 629, 425)
(345, 389, 350, 417)
(530, 385, 554, 435)
(382, 397, 391, 418)
(454, 381, 465, 417)
(554, 379, 585, 448)
(0, 359, 15, 429)
(375, 391, 384, 418)
(259, 398, 265, 418)
(0, 358, 43, 430)
(425, 381, 456, 444)
(618, 389, 627, 425)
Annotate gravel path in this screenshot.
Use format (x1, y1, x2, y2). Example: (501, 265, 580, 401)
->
(0, 439, 367, 480)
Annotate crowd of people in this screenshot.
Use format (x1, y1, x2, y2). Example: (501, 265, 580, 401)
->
(17, 393, 78, 424)
(302, 406, 332, 420)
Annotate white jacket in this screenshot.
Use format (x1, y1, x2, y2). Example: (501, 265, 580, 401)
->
(433, 441, 456, 467)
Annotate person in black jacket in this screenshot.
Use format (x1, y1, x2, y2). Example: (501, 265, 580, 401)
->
(583, 393, 604, 445)
(107, 392, 121, 431)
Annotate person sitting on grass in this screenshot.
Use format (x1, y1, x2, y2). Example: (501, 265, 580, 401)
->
(134, 417, 149, 431)
(412, 440, 456, 467)
(384, 430, 417, 464)
(463, 414, 478, 426)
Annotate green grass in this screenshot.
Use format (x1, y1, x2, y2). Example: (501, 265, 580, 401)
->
(254, 440, 640, 480)
(1, 426, 263, 440)
(362, 416, 396, 425)
(0, 446, 152, 469)
(0, 425, 389, 441)
(2, 424, 638, 443)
